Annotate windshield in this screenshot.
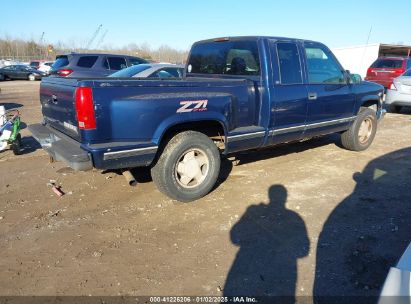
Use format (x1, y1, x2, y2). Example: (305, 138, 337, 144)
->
(187, 40, 260, 76)
(109, 64, 151, 77)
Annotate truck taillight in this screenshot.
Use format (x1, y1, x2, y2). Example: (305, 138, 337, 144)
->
(75, 87, 96, 130)
(57, 69, 73, 77)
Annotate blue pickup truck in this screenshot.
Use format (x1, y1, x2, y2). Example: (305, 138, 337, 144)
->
(29, 36, 385, 202)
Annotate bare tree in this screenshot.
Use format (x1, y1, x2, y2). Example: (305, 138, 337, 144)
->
(0, 34, 189, 64)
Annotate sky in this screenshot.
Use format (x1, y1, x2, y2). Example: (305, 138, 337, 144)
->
(0, 0, 409, 51)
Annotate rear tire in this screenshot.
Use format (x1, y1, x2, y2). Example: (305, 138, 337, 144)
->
(389, 105, 402, 113)
(151, 131, 221, 202)
(28, 74, 36, 81)
(341, 107, 377, 151)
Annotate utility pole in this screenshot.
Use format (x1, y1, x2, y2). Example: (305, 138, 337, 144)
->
(95, 29, 108, 49)
(360, 26, 372, 75)
(39, 32, 45, 59)
(86, 24, 103, 50)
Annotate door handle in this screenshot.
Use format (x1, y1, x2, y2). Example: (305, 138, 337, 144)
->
(308, 93, 317, 100)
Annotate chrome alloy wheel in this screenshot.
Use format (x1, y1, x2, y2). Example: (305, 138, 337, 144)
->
(358, 117, 373, 144)
(174, 148, 209, 188)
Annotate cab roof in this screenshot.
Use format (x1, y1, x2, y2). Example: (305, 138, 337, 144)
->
(194, 36, 320, 45)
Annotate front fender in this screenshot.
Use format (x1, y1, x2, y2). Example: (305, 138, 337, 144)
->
(352, 81, 384, 115)
(357, 92, 385, 121)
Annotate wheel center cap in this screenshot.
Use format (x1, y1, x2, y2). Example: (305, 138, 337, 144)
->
(185, 159, 200, 178)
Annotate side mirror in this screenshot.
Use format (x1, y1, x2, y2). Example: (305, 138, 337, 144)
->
(349, 73, 362, 84)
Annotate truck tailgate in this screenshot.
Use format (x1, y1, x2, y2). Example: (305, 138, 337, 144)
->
(40, 77, 81, 141)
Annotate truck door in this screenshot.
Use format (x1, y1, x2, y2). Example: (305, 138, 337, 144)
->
(268, 41, 308, 145)
(302, 42, 356, 137)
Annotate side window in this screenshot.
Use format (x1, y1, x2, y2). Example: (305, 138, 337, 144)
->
(162, 68, 181, 77)
(304, 44, 345, 84)
(149, 70, 174, 78)
(276, 42, 303, 84)
(104, 57, 127, 70)
(77, 56, 98, 68)
(129, 58, 144, 66)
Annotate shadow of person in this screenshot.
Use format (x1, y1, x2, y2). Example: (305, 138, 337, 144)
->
(314, 147, 411, 303)
(224, 185, 309, 301)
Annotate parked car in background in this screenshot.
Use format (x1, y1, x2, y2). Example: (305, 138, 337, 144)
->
(379, 243, 411, 301)
(0, 65, 46, 81)
(37, 61, 54, 74)
(109, 63, 184, 78)
(29, 60, 47, 69)
(385, 68, 411, 113)
(0, 59, 23, 68)
(49, 53, 148, 78)
(365, 57, 411, 89)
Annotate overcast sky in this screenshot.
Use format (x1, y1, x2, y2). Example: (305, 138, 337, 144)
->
(1, 0, 409, 50)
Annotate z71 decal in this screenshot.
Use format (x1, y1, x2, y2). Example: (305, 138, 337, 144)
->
(177, 99, 208, 113)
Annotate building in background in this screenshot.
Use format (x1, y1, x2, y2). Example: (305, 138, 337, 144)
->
(332, 44, 411, 78)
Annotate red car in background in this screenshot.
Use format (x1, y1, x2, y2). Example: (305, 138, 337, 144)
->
(365, 57, 411, 89)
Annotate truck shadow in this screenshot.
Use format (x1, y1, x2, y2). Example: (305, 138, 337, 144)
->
(223, 184, 309, 303)
(231, 134, 341, 166)
(105, 135, 338, 189)
(313, 147, 411, 303)
(126, 157, 234, 188)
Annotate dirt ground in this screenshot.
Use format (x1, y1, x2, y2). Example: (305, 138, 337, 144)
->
(0, 80, 410, 300)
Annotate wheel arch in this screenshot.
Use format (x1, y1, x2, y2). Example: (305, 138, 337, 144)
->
(156, 119, 228, 152)
(357, 94, 383, 113)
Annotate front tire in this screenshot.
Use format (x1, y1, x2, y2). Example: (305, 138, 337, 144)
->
(151, 131, 221, 202)
(389, 105, 402, 113)
(341, 107, 377, 151)
(28, 74, 36, 81)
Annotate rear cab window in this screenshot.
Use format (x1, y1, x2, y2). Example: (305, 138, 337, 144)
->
(187, 39, 260, 76)
(104, 57, 127, 70)
(77, 56, 98, 68)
